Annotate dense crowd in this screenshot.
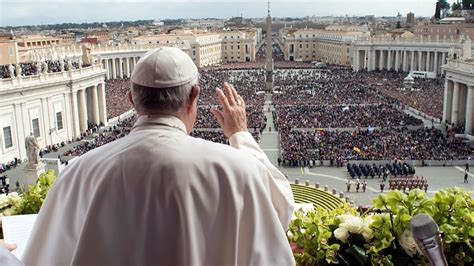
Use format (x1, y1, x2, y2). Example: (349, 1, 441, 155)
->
(196, 69, 266, 131)
(275, 104, 423, 129)
(280, 127, 471, 164)
(105, 78, 133, 119)
(357, 71, 444, 119)
(195, 106, 264, 129)
(273, 68, 383, 106)
(62, 128, 128, 157)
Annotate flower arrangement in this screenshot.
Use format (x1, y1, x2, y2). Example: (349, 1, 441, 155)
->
(288, 188, 474, 265)
(0, 170, 57, 217)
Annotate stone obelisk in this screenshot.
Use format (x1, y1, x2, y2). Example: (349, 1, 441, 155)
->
(265, 0, 274, 92)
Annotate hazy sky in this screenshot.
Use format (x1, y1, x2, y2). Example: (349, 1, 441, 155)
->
(0, 0, 438, 27)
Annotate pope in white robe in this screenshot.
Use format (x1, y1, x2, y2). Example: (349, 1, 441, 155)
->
(22, 47, 295, 265)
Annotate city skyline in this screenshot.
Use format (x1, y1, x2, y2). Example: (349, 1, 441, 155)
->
(0, 0, 438, 27)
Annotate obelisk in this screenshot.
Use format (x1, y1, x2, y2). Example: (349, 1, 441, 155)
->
(265, 0, 274, 92)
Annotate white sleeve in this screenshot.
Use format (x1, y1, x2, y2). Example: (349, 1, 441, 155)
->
(229, 131, 294, 229)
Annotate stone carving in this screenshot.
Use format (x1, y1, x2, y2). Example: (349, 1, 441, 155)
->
(25, 133, 40, 166)
(42, 61, 48, 74)
(59, 59, 65, 71)
(8, 64, 15, 78)
(461, 34, 472, 60)
(448, 46, 455, 59)
(15, 64, 22, 77)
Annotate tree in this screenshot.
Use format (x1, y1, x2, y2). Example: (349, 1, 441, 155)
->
(438, 0, 451, 18)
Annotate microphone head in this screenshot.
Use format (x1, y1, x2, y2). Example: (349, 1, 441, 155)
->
(410, 213, 439, 240)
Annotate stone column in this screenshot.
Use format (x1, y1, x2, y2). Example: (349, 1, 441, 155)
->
(111, 58, 117, 79)
(417, 51, 423, 71)
(443, 79, 453, 123)
(132, 57, 137, 72)
(77, 89, 88, 133)
(103, 59, 110, 80)
(442, 52, 446, 66)
(402, 50, 408, 72)
(387, 50, 392, 70)
(98, 83, 108, 125)
(118, 58, 123, 78)
(466, 86, 474, 134)
(459, 84, 467, 125)
(125, 57, 130, 77)
(452, 82, 461, 125)
(366, 49, 375, 71)
(378, 50, 384, 70)
(395, 50, 399, 70)
(410, 50, 415, 72)
(425, 51, 431, 72)
(433, 52, 439, 76)
(70, 91, 81, 137)
(91, 85, 100, 125)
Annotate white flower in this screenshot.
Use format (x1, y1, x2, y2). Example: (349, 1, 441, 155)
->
(399, 230, 419, 257)
(340, 216, 365, 234)
(334, 227, 350, 243)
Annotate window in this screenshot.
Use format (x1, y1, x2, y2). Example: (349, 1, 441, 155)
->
(32, 118, 40, 138)
(56, 112, 63, 130)
(3, 126, 13, 149)
(8, 47, 14, 56)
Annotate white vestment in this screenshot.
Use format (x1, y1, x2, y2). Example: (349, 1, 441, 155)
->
(22, 115, 294, 265)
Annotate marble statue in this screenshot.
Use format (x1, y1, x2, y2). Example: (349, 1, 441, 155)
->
(461, 35, 472, 60)
(448, 46, 455, 59)
(8, 64, 15, 78)
(42, 61, 48, 74)
(59, 60, 65, 71)
(67, 59, 73, 71)
(36, 61, 42, 74)
(15, 64, 21, 77)
(25, 133, 40, 166)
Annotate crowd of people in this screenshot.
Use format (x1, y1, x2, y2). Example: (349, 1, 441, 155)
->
(105, 78, 133, 119)
(273, 68, 383, 106)
(62, 127, 129, 157)
(356, 70, 444, 119)
(280, 127, 471, 164)
(275, 104, 422, 129)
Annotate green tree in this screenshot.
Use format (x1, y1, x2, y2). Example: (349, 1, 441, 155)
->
(439, 0, 451, 17)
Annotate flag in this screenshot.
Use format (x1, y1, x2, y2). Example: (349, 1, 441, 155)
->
(353, 147, 361, 153)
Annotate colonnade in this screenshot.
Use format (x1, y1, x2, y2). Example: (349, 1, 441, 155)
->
(102, 57, 140, 80)
(354, 48, 448, 76)
(71, 83, 108, 136)
(443, 79, 474, 134)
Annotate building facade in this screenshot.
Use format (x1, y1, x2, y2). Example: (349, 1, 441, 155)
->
(131, 31, 222, 67)
(17, 35, 62, 48)
(281, 28, 363, 65)
(220, 31, 256, 63)
(0, 64, 107, 163)
(443, 58, 474, 134)
(351, 36, 473, 76)
(0, 34, 19, 65)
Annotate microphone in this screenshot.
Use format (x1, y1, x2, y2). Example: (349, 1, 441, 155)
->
(410, 213, 448, 266)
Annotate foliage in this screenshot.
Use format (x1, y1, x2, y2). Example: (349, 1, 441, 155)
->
(0, 170, 57, 216)
(288, 204, 361, 265)
(288, 188, 474, 265)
